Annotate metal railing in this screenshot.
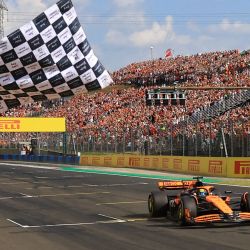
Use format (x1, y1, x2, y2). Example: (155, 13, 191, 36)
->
(173, 89, 250, 131)
(1, 119, 248, 157)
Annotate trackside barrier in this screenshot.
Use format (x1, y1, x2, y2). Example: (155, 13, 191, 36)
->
(0, 154, 80, 165)
(80, 155, 250, 178)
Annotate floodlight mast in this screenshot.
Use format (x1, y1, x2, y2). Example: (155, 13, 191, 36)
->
(0, 0, 8, 39)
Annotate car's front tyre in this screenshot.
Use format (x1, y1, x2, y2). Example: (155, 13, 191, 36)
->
(177, 195, 197, 225)
(241, 192, 250, 212)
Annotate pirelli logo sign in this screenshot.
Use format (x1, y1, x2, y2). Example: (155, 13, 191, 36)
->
(188, 160, 200, 172)
(208, 160, 223, 174)
(0, 120, 20, 130)
(173, 159, 182, 170)
(0, 118, 66, 132)
(234, 161, 250, 175)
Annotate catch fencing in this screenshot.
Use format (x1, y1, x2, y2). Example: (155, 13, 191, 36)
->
(0, 119, 248, 157)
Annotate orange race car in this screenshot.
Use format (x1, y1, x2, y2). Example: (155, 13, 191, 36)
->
(148, 177, 250, 225)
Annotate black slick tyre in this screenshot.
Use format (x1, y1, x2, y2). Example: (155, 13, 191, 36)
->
(148, 191, 168, 217)
(177, 195, 197, 225)
(241, 193, 250, 212)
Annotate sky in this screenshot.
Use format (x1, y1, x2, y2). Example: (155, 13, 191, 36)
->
(3, 0, 250, 72)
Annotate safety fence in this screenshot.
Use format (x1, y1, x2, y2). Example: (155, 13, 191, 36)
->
(0, 120, 249, 157)
(71, 128, 250, 157)
(51, 119, 249, 157)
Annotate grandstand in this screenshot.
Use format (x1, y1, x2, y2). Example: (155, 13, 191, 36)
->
(1, 49, 249, 157)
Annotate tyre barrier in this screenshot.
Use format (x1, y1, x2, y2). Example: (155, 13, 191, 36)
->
(0, 154, 80, 165)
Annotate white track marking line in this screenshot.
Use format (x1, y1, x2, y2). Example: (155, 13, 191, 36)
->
(7, 215, 126, 229)
(127, 218, 148, 222)
(0, 162, 59, 170)
(19, 193, 33, 198)
(34, 177, 50, 179)
(15, 178, 30, 180)
(16, 220, 126, 228)
(98, 214, 125, 222)
(0, 191, 110, 200)
(36, 191, 110, 198)
(67, 185, 97, 188)
(0, 197, 13, 200)
(24, 187, 53, 190)
(7, 219, 26, 228)
(0, 182, 26, 185)
(96, 201, 147, 206)
(19, 193, 29, 196)
(95, 183, 149, 187)
(65, 183, 148, 188)
(7, 216, 146, 229)
(22, 183, 148, 190)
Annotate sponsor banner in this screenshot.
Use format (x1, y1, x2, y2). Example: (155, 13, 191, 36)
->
(103, 156, 112, 166)
(114, 156, 125, 168)
(152, 157, 160, 169)
(80, 156, 89, 165)
(162, 158, 170, 170)
(188, 159, 200, 173)
(79, 155, 250, 178)
(92, 156, 101, 166)
(173, 158, 183, 171)
(184, 157, 225, 176)
(207, 160, 224, 175)
(116, 155, 126, 167)
(0, 117, 65, 132)
(143, 157, 151, 169)
(227, 158, 250, 178)
(128, 156, 141, 167)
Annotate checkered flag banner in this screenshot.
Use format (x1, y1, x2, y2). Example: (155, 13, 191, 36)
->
(0, 0, 113, 112)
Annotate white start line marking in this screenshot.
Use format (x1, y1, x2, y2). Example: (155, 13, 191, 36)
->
(6, 214, 148, 229)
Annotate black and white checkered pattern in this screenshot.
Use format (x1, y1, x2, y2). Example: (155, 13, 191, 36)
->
(0, 0, 113, 112)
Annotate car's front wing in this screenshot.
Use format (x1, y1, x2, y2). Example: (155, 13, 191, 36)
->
(189, 212, 250, 224)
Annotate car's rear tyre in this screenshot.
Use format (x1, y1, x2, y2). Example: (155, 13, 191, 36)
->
(148, 191, 168, 217)
(241, 193, 250, 212)
(177, 195, 197, 225)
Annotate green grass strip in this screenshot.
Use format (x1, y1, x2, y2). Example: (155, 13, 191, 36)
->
(60, 167, 221, 183)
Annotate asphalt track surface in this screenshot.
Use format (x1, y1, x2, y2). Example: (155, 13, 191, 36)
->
(0, 162, 249, 250)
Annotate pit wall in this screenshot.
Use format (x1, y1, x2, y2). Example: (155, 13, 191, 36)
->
(80, 155, 250, 178)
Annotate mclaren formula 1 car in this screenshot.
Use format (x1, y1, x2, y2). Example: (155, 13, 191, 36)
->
(148, 177, 250, 225)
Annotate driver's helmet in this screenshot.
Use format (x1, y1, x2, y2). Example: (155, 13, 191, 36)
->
(198, 188, 207, 197)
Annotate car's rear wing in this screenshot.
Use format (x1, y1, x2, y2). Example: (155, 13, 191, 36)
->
(158, 180, 198, 190)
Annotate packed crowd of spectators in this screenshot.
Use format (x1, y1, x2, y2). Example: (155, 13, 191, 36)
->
(113, 49, 250, 88)
(1, 49, 249, 150)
